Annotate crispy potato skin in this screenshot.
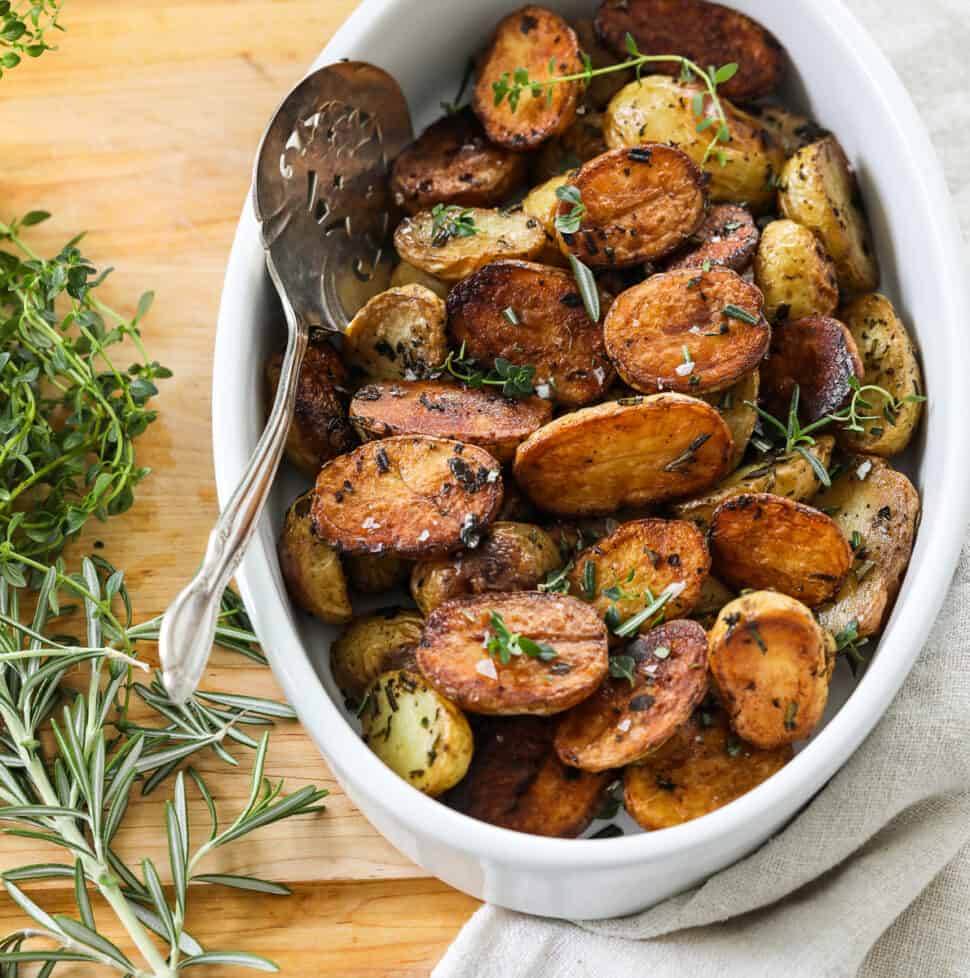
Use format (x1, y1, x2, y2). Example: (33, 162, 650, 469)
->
(389, 261, 449, 299)
(533, 112, 608, 183)
(556, 145, 707, 267)
(665, 204, 759, 273)
(444, 716, 610, 836)
(514, 394, 733, 515)
(555, 620, 709, 771)
(710, 492, 852, 606)
(750, 105, 828, 157)
(417, 592, 609, 715)
(624, 706, 792, 830)
(700, 369, 759, 468)
(390, 109, 529, 214)
(411, 522, 562, 616)
(344, 552, 412, 594)
(603, 268, 770, 395)
(709, 591, 834, 747)
(446, 260, 615, 407)
(816, 456, 920, 639)
(595, 0, 783, 101)
(330, 608, 425, 699)
(349, 380, 552, 463)
(311, 436, 503, 557)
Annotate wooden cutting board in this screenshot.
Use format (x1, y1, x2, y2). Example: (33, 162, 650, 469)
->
(0, 2, 478, 973)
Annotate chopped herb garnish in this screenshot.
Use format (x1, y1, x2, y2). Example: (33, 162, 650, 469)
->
(502, 306, 520, 325)
(747, 621, 768, 653)
(783, 700, 799, 731)
(434, 341, 536, 399)
(609, 654, 637, 686)
(430, 203, 478, 245)
(653, 645, 670, 660)
(581, 560, 597, 600)
(566, 253, 600, 322)
(664, 433, 711, 472)
(725, 734, 743, 757)
(612, 584, 682, 638)
(485, 611, 558, 665)
(826, 375, 927, 434)
(590, 823, 623, 839)
(723, 303, 758, 325)
(554, 183, 586, 235)
(539, 560, 574, 594)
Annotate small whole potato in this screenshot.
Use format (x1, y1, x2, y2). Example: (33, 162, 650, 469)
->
(754, 219, 839, 322)
(330, 608, 425, 700)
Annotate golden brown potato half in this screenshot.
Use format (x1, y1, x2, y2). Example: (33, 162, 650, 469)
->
(710, 492, 852, 606)
(344, 552, 412, 594)
(571, 19, 631, 109)
(709, 591, 834, 747)
(521, 172, 575, 266)
(556, 145, 707, 267)
(532, 111, 608, 182)
(690, 575, 736, 629)
(417, 592, 609, 715)
(266, 339, 356, 478)
(779, 137, 879, 295)
(836, 294, 925, 457)
(389, 261, 449, 299)
(393, 206, 546, 282)
(349, 380, 552, 464)
(760, 315, 864, 423)
(330, 608, 425, 700)
(344, 285, 448, 381)
(624, 704, 792, 830)
(665, 204, 759, 273)
(390, 109, 529, 214)
(555, 619, 709, 771)
(446, 260, 614, 407)
(672, 435, 834, 530)
(604, 76, 785, 211)
(514, 394, 733, 515)
(311, 436, 503, 557)
(360, 670, 473, 797)
(815, 455, 920, 639)
(754, 219, 839, 323)
(750, 105, 828, 157)
(411, 522, 562, 616)
(700, 369, 759, 468)
(595, 0, 784, 101)
(603, 268, 770, 395)
(546, 517, 623, 561)
(278, 492, 352, 625)
(444, 716, 611, 836)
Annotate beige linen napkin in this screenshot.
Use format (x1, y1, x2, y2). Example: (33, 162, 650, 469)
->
(433, 3, 970, 975)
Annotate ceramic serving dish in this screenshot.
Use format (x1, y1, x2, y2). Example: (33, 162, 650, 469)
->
(210, 0, 970, 919)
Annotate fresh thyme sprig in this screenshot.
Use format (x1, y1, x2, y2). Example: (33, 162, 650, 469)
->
(434, 342, 537, 398)
(834, 618, 870, 676)
(0, 1, 64, 75)
(485, 611, 557, 665)
(430, 203, 478, 246)
(826, 375, 926, 434)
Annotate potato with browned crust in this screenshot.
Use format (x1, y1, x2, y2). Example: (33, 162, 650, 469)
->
(532, 111, 608, 182)
(330, 608, 425, 700)
(709, 591, 835, 748)
(311, 436, 503, 557)
(750, 105, 828, 157)
(603, 268, 770, 396)
(709, 492, 852, 606)
(555, 620, 709, 771)
(555, 145, 707, 267)
(690, 575, 736, 629)
(389, 261, 449, 299)
(514, 394, 733, 516)
(446, 260, 614, 407)
(700, 369, 759, 468)
(665, 204, 759, 273)
(444, 716, 611, 836)
(417, 592, 609, 715)
(571, 19, 632, 109)
(521, 172, 575, 266)
(344, 552, 412, 595)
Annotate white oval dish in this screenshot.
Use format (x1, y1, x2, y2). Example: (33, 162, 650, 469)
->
(211, 0, 970, 919)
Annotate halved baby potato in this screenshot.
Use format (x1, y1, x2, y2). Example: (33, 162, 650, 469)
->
(344, 552, 412, 594)
(665, 204, 759, 273)
(360, 670, 473, 797)
(514, 394, 733, 515)
(311, 436, 503, 557)
(709, 492, 852, 606)
(389, 261, 449, 299)
(603, 267, 770, 395)
(709, 591, 835, 747)
(417, 592, 609, 715)
(554, 619, 709, 771)
(330, 608, 425, 700)
(700, 369, 759, 468)
(532, 111, 608, 182)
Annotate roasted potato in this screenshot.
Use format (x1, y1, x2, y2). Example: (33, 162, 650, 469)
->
(497, 480, 540, 523)
(603, 268, 770, 395)
(709, 591, 835, 747)
(555, 145, 707, 267)
(514, 394, 733, 515)
(570, 19, 631, 109)
(690, 575, 736, 629)
(779, 137, 879, 294)
(344, 285, 448, 381)
(546, 517, 622, 560)
(417, 592, 609, 715)
(411, 522, 562, 616)
(344, 552, 412, 594)
(624, 704, 792, 830)
(836, 294, 925, 456)
(815, 455, 920, 639)
(278, 492, 352, 624)
(446, 260, 614, 406)
(360, 670, 473, 797)
(665, 204, 759, 273)
(389, 261, 449, 299)
(554, 620, 709, 771)
(754, 219, 839, 323)
(521, 172, 575, 266)
(472, 6, 584, 149)
(330, 608, 425, 699)
(750, 105, 828, 157)
(700, 369, 759, 468)
(349, 380, 552, 463)
(532, 111, 608, 182)
(709, 492, 852, 606)
(444, 716, 610, 836)
(311, 436, 503, 557)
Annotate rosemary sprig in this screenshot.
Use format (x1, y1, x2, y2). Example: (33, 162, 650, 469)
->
(434, 342, 537, 398)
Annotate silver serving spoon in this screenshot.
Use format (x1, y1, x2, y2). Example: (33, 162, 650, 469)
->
(159, 61, 413, 704)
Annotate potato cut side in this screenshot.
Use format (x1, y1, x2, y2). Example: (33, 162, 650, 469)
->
(709, 492, 852, 606)
(514, 394, 733, 516)
(446, 260, 614, 407)
(389, 261, 449, 299)
(330, 608, 425, 700)
(555, 145, 707, 267)
(554, 620, 709, 771)
(709, 591, 834, 748)
(700, 369, 759, 468)
(570, 19, 632, 108)
(349, 379, 552, 463)
(311, 436, 503, 557)
(417, 592, 609, 716)
(344, 551, 412, 594)
(533, 111, 608, 182)
(603, 268, 770, 395)
(472, 5, 584, 149)
(666, 204, 759, 273)
(360, 670, 473, 797)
